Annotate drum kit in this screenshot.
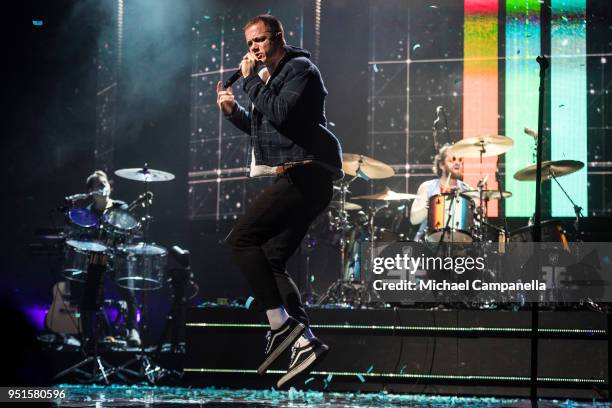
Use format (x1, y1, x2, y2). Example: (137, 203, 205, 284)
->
(317, 134, 585, 305)
(62, 166, 174, 291)
(54, 165, 176, 383)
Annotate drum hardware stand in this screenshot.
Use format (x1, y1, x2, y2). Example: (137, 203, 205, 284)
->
(318, 172, 371, 306)
(114, 163, 167, 384)
(548, 170, 584, 239)
(53, 252, 118, 384)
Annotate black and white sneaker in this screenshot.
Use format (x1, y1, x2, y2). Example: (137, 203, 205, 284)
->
(276, 337, 329, 388)
(257, 317, 305, 375)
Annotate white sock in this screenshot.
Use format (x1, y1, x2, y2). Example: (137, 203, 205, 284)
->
(295, 327, 315, 347)
(266, 306, 289, 330)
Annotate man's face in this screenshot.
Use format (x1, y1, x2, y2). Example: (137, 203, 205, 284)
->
(244, 22, 279, 64)
(441, 153, 463, 179)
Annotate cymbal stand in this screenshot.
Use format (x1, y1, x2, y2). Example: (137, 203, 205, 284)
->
(317, 170, 366, 305)
(549, 170, 583, 240)
(115, 163, 165, 384)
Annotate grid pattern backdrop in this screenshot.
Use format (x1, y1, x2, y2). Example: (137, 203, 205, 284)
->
(188, 0, 611, 221)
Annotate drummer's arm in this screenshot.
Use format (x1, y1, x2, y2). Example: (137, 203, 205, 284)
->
(410, 183, 429, 225)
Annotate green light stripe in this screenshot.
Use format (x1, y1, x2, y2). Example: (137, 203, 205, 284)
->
(504, 0, 541, 216)
(186, 322, 605, 334)
(550, 0, 587, 216)
(183, 368, 605, 383)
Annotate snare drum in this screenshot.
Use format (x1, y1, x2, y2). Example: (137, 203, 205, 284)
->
(102, 209, 140, 243)
(426, 193, 475, 243)
(63, 239, 108, 282)
(113, 243, 167, 290)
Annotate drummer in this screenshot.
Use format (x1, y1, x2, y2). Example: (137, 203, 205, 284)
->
(81, 170, 141, 347)
(410, 145, 470, 241)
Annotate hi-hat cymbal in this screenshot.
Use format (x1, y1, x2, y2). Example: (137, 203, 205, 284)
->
(329, 201, 362, 211)
(115, 168, 175, 182)
(354, 188, 418, 201)
(461, 190, 512, 200)
(342, 153, 395, 179)
(449, 135, 514, 158)
(513, 160, 584, 181)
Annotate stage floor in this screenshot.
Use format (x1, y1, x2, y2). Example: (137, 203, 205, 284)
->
(55, 384, 608, 407)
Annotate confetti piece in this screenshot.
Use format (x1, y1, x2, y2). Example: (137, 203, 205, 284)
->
(373, 64, 379, 73)
(561, 15, 568, 22)
(558, 104, 565, 108)
(366, 365, 374, 374)
(400, 365, 407, 374)
(517, 49, 521, 55)
(329, 122, 335, 127)
(304, 377, 315, 384)
(429, 5, 438, 8)
(412, 43, 421, 51)
(357, 169, 370, 181)
(244, 296, 254, 309)
(32, 20, 43, 26)
(356, 374, 366, 382)
(203, 15, 210, 20)
(310, 275, 315, 282)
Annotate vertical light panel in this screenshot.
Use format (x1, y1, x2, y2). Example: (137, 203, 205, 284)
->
(504, 0, 541, 217)
(463, 0, 499, 216)
(551, 0, 587, 216)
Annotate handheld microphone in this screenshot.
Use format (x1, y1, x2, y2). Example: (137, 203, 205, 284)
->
(223, 69, 242, 89)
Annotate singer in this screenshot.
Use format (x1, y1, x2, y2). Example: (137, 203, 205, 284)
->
(215, 15, 343, 388)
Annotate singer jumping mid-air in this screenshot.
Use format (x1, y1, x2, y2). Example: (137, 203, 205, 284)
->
(215, 14, 343, 387)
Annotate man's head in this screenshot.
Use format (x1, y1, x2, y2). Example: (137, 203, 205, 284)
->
(86, 170, 111, 196)
(243, 14, 286, 67)
(433, 145, 463, 179)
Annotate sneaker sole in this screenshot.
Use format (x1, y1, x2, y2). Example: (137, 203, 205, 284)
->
(276, 343, 329, 388)
(257, 323, 305, 375)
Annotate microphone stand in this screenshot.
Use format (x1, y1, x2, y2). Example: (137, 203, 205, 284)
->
(529, 54, 549, 407)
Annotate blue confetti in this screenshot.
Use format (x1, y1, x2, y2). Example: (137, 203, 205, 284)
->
(357, 168, 370, 181)
(203, 15, 210, 20)
(412, 43, 421, 51)
(373, 64, 379, 73)
(323, 373, 333, 389)
(366, 365, 374, 374)
(400, 365, 407, 374)
(304, 377, 315, 384)
(356, 374, 366, 382)
(244, 296, 254, 309)
(32, 20, 43, 26)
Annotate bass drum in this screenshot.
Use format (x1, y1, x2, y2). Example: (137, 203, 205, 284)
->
(112, 243, 167, 290)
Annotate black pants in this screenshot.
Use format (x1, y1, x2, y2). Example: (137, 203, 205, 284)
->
(226, 164, 333, 326)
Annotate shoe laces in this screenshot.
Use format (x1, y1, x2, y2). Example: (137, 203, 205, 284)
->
(264, 330, 272, 354)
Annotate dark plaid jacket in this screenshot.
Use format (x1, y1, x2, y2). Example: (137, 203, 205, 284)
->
(225, 45, 343, 179)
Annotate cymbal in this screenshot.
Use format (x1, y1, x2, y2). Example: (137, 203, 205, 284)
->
(513, 160, 584, 181)
(115, 168, 175, 182)
(449, 135, 514, 158)
(461, 190, 512, 200)
(342, 153, 394, 179)
(329, 201, 362, 211)
(354, 188, 418, 201)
